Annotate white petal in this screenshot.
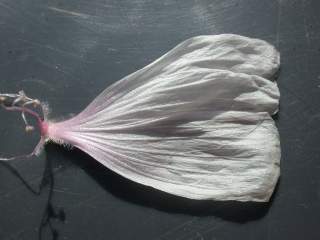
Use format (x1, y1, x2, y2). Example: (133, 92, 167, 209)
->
(48, 34, 280, 202)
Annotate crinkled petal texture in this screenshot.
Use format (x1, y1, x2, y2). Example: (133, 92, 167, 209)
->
(48, 34, 280, 202)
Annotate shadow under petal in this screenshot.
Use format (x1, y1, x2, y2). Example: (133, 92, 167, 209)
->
(0, 152, 66, 240)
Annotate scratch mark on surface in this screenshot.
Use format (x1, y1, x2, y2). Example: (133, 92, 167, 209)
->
(80, 203, 98, 209)
(154, 217, 198, 240)
(173, 219, 226, 240)
(70, 192, 105, 210)
(48, 6, 90, 19)
(276, 0, 281, 48)
(20, 78, 56, 91)
(301, 1, 310, 45)
(192, 222, 226, 239)
(194, 231, 204, 240)
(16, 38, 93, 63)
(35, 57, 78, 81)
(53, 188, 84, 196)
(278, 83, 315, 113)
(154, 216, 225, 240)
(0, 1, 15, 13)
(302, 1, 310, 46)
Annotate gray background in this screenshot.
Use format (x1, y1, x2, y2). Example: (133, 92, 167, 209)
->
(0, 0, 319, 239)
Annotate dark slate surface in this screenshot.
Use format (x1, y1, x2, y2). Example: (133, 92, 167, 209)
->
(0, 0, 319, 239)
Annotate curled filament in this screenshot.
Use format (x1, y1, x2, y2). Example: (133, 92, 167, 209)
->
(0, 90, 48, 160)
